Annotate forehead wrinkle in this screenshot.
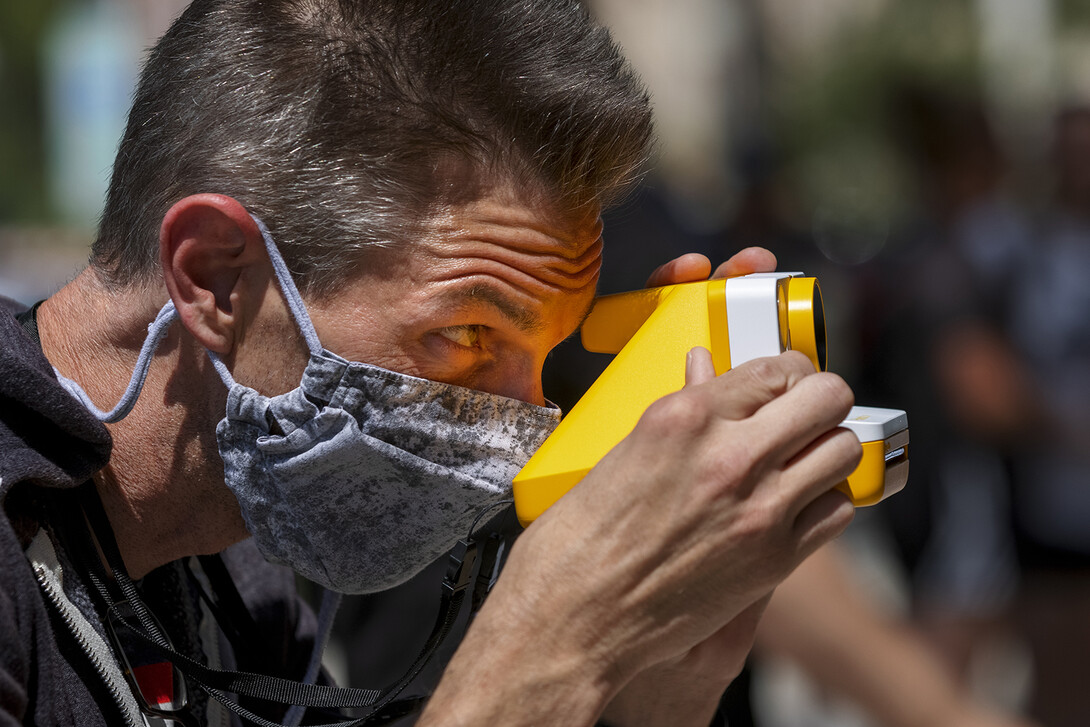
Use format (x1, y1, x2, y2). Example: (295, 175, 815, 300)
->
(430, 199, 603, 260)
(420, 232, 602, 297)
(423, 236, 603, 295)
(454, 221, 602, 262)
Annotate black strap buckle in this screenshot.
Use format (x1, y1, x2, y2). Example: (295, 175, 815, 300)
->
(443, 539, 479, 594)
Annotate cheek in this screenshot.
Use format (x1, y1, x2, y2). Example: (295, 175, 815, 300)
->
(229, 303, 313, 397)
(309, 304, 426, 374)
(231, 339, 309, 397)
(329, 323, 461, 380)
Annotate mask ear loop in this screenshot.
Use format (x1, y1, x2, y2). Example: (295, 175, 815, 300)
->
(54, 214, 322, 419)
(206, 214, 324, 389)
(250, 215, 323, 355)
(54, 301, 180, 423)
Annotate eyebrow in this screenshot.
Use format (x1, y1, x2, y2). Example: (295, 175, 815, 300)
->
(438, 284, 545, 334)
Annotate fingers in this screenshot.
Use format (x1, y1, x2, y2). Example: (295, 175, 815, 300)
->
(711, 247, 777, 279)
(688, 350, 820, 422)
(640, 353, 814, 443)
(645, 253, 712, 288)
(781, 426, 861, 515)
(672, 352, 857, 524)
(675, 351, 856, 480)
(793, 487, 855, 557)
(748, 364, 856, 467)
(685, 347, 716, 387)
(644, 247, 778, 288)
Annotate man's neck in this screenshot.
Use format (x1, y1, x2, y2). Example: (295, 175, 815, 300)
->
(37, 269, 250, 578)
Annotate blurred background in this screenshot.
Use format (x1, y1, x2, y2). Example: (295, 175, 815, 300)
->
(0, 0, 189, 302)
(4, 1, 1090, 725)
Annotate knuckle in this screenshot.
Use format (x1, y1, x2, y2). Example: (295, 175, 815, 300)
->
(750, 502, 788, 541)
(699, 441, 759, 492)
(779, 349, 815, 374)
(736, 351, 816, 394)
(684, 429, 769, 505)
(809, 372, 855, 413)
(641, 391, 710, 437)
(736, 356, 788, 393)
(834, 427, 864, 466)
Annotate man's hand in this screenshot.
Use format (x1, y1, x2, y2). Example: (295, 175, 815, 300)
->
(419, 246, 858, 727)
(597, 345, 774, 727)
(498, 351, 856, 721)
(595, 247, 787, 726)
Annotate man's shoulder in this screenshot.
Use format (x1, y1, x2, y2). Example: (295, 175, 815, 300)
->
(0, 296, 111, 497)
(0, 295, 27, 317)
(0, 491, 48, 647)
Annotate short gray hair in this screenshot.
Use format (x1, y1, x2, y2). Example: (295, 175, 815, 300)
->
(92, 0, 654, 296)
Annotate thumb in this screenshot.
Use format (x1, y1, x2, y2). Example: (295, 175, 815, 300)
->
(685, 346, 717, 387)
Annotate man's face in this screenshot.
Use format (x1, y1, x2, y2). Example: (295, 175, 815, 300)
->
(302, 190, 603, 405)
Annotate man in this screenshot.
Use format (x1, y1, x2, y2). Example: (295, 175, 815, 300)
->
(0, 0, 859, 725)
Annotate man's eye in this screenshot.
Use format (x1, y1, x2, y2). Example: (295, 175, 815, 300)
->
(438, 325, 482, 348)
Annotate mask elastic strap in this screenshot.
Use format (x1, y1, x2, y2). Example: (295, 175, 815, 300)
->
(251, 215, 323, 356)
(53, 214, 316, 418)
(54, 301, 180, 423)
(207, 214, 323, 389)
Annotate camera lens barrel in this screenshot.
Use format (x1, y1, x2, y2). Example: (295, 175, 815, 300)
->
(784, 277, 827, 372)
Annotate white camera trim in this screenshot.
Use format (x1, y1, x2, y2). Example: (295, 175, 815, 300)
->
(723, 272, 801, 366)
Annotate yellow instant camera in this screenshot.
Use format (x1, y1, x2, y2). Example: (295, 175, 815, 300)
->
(513, 273, 909, 526)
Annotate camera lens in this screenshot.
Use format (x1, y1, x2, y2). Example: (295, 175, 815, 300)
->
(813, 284, 827, 371)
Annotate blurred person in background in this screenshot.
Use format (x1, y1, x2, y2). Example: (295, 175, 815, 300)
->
(753, 543, 1037, 727)
(1002, 106, 1090, 727)
(871, 87, 1090, 727)
(863, 84, 1031, 691)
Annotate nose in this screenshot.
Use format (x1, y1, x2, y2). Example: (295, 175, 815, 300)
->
(491, 373, 545, 406)
(473, 359, 546, 405)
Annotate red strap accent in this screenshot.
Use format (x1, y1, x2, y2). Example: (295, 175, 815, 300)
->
(132, 662, 175, 708)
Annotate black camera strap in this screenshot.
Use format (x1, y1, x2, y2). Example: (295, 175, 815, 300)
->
(70, 482, 485, 726)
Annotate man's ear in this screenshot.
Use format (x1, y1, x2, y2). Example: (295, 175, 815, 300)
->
(160, 194, 267, 355)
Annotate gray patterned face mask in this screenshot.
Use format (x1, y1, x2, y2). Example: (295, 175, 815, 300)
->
(215, 349, 559, 593)
(56, 215, 561, 594)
